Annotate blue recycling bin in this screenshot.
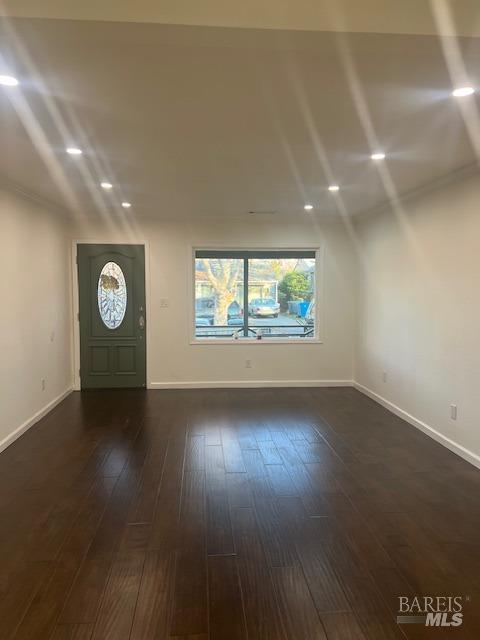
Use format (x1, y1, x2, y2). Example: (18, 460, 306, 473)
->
(298, 301, 309, 317)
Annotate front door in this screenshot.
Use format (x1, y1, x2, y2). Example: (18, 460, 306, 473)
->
(77, 244, 146, 388)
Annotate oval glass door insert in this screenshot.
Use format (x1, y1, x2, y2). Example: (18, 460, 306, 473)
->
(97, 262, 127, 329)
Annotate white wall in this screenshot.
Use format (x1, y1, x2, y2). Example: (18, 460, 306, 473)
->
(355, 174, 480, 465)
(0, 188, 73, 450)
(71, 217, 357, 387)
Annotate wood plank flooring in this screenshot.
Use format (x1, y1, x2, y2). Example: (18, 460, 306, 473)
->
(1, 387, 479, 639)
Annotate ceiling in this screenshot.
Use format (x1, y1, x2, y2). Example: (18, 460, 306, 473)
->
(1, 15, 480, 219)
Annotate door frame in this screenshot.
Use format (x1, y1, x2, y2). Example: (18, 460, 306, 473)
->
(71, 240, 151, 391)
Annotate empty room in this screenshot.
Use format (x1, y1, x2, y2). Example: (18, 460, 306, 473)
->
(1, 1, 480, 638)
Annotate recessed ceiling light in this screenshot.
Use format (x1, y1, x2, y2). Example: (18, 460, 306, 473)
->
(121, 202, 132, 209)
(304, 204, 313, 211)
(100, 182, 113, 190)
(371, 152, 386, 160)
(66, 147, 82, 155)
(452, 86, 475, 97)
(328, 185, 340, 192)
(0, 75, 19, 87)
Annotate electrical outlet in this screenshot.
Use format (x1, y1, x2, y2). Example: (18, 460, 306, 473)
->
(159, 298, 169, 308)
(382, 370, 388, 383)
(245, 359, 252, 369)
(450, 404, 457, 420)
(41, 378, 46, 392)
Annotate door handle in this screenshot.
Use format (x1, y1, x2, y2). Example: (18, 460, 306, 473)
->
(139, 315, 145, 330)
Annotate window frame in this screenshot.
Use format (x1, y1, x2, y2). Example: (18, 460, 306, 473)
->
(190, 246, 323, 345)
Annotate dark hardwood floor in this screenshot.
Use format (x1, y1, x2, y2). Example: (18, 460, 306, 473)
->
(1, 387, 479, 639)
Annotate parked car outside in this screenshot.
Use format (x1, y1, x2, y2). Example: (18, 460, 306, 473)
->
(195, 316, 211, 327)
(248, 298, 280, 317)
(196, 297, 244, 325)
(195, 297, 214, 325)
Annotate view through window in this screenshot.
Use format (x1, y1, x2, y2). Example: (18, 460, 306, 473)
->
(194, 250, 316, 339)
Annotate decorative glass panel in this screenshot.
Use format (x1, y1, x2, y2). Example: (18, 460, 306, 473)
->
(97, 262, 127, 329)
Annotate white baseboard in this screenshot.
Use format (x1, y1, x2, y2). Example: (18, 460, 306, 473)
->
(353, 381, 480, 470)
(0, 387, 73, 454)
(149, 379, 353, 390)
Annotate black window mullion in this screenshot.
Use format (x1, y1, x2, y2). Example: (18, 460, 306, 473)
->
(243, 258, 248, 338)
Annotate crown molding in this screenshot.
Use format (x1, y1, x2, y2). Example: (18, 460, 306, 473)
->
(0, 173, 71, 218)
(355, 161, 480, 224)
(2, 1, 480, 38)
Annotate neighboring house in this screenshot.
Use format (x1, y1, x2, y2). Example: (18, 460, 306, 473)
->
(195, 272, 278, 303)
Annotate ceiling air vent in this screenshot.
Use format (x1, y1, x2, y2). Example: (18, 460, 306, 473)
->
(248, 210, 277, 215)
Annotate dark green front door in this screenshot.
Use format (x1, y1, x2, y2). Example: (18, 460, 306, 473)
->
(78, 244, 146, 389)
